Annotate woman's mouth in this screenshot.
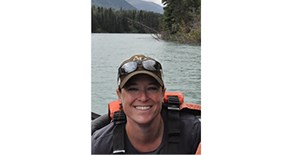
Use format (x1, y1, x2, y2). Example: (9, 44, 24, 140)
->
(134, 105, 152, 110)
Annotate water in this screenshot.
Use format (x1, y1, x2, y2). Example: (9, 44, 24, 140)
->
(92, 33, 201, 115)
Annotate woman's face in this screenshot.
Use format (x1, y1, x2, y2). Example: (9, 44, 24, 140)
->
(117, 74, 165, 126)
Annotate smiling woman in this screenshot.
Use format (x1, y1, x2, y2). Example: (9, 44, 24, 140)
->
(117, 74, 164, 126)
(92, 54, 201, 154)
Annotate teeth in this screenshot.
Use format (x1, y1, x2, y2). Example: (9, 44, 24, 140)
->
(135, 106, 151, 110)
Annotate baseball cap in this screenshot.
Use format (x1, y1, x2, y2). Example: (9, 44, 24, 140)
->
(117, 54, 164, 89)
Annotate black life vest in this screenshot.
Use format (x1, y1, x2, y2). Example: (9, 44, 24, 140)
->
(91, 92, 201, 154)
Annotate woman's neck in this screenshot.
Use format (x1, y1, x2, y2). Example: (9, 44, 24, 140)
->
(125, 115, 164, 152)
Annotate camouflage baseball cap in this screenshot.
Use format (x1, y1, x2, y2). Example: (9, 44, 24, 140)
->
(117, 54, 164, 89)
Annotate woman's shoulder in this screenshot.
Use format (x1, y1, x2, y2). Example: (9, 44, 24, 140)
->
(92, 122, 114, 140)
(161, 108, 201, 153)
(92, 122, 114, 154)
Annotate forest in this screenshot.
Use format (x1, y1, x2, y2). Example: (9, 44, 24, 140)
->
(92, 6, 162, 33)
(91, 0, 200, 44)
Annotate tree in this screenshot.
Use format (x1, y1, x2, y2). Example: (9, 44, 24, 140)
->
(161, 0, 201, 44)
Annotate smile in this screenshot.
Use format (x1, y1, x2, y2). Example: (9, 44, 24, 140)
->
(134, 105, 152, 110)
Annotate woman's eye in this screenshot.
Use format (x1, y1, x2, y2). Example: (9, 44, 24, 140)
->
(127, 87, 139, 91)
(148, 86, 159, 91)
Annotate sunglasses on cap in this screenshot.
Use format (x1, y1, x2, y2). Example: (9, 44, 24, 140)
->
(118, 59, 162, 77)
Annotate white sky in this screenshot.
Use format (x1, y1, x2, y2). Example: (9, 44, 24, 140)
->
(143, 0, 164, 7)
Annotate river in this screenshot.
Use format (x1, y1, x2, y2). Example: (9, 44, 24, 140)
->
(92, 33, 201, 115)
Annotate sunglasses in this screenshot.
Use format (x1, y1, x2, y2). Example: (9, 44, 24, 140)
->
(118, 59, 162, 77)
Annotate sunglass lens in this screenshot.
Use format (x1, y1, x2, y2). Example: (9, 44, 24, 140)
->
(142, 60, 159, 71)
(120, 61, 137, 75)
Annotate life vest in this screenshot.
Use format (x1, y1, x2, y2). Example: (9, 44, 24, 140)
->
(91, 91, 201, 154)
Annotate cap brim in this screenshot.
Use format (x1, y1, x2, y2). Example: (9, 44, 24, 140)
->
(119, 70, 164, 88)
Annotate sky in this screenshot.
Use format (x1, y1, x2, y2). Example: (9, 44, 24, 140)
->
(143, 0, 164, 6)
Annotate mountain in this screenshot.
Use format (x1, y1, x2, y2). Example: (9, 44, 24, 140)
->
(126, 0, 163, 14)
(92, 0, 136, 10)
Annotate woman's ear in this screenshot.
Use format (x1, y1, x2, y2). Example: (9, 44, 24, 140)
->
(163, 87, 166, 93)
(116, 88, 121, 99)
(162, 87, 166, 100)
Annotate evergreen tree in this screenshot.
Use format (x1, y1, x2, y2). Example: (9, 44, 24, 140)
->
(161, 0, 201, 44)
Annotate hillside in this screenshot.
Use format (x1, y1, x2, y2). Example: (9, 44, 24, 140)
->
(126, 0, 163, 14)
(91, 0, 136, 10)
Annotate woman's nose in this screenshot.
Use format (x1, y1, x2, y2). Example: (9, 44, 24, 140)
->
(138, 90, 149, 102)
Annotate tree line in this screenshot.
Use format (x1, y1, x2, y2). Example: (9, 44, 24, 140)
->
(92, 6, 162, 33)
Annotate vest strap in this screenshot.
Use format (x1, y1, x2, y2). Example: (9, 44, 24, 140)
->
(166, 96, 181, 153)
(112, 124, 126, 154)
(112, 110, 126, 154)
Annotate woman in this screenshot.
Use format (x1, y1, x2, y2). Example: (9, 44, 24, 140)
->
(92, 54, 200, 154)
